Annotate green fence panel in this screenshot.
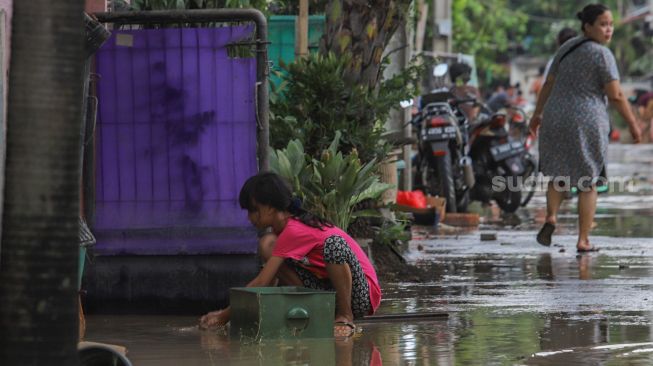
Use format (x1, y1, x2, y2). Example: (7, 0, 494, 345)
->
(269, 15, 325, 89)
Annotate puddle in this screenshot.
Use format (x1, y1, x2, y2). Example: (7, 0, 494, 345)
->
(84, 310, 653, 365)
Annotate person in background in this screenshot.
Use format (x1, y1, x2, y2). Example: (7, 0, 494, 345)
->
(449, 62, 482, 121)
(199, 172, 381, 338)
(543, 27, 579, 80)
(513, 85, 527, 109)
(486, 81, 517, 113)
(530, 66, 546, 98)
(529, 4, 641, 253)
(636, 90, 653, 142)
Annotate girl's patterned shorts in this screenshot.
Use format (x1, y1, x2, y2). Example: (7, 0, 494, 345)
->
(285, 235, 372, 318)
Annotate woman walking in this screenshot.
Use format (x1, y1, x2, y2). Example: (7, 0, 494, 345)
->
(529, 4, 641, 252)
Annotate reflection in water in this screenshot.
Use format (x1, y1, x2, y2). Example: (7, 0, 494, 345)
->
(84, 311, 653, 365)
(577, 254, 591, 280)
(535, 315, 609, 365)
(337, 338, 382, 366)
(84, 316, 388, 366)
(536, 253, 554, 281)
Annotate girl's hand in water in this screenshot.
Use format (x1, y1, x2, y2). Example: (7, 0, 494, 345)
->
(199, 309, 228, 330)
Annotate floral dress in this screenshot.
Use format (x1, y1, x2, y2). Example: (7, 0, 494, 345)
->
(540, 36, 619, 189)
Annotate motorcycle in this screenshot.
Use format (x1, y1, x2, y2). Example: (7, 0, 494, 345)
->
(467, 106, 536, 213)
(411, 64, 475, 213)
(507, 107, 530, 143)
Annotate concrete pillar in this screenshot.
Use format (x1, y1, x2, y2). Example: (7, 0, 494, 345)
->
(432, 0, 452, 53)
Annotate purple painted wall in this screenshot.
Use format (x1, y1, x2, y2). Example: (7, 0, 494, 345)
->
(94, 26, 258, 255)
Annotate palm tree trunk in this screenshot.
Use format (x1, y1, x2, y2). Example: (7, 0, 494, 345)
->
(0, 1, 86, 365)
(320, 0, 411, 89)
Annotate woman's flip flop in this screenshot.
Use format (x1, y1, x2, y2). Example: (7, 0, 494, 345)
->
(577, 246, 600, 253)
(536, 223, 555, 246)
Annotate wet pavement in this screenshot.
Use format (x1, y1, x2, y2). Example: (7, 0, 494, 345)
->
(84, 144, 653, 365)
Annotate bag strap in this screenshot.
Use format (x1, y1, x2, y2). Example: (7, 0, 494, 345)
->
(558, 38, 593, 64)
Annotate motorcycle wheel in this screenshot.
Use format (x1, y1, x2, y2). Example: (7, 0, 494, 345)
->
(495, 181, 522, 213)
(433, 151, 457, 213)
(456, 190, 470, 213)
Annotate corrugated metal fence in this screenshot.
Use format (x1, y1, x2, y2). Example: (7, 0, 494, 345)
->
(93, 26, 258, 255)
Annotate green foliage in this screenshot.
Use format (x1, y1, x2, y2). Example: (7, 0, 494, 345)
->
(117, 0, 271, 29)
(372, 217, 411, 248)
(507, 1, 628, 55)
(270, 132, 393, 231)
(508, 1, 581, 56)
(122, 0, 331, 14)
(453, 310, 544, 364)
(452, 0, 648, 83)
(127, 0, 269, 11)
(270, 52, 426, 164)
(125, 0, 330, 13)
(629, 47, 653, 77)
(452, 0, 528, 85)
(502, 1, 646, 77)
(268, 139, 311, 197)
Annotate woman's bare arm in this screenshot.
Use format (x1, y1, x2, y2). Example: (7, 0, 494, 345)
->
(605, 80, 641, 143)
(529, 74, 555, 135)
(199, 256, 285, 328)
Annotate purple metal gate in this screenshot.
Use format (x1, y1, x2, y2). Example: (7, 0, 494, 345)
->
(93, 26, 258, 255)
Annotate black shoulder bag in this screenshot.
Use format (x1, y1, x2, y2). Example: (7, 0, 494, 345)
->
(558, 38, 593, 64)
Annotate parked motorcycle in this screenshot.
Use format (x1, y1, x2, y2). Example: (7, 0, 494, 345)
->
(467, 106, 536, 213)
(507, 107, 530, 143)
(411, 64, 475, 213)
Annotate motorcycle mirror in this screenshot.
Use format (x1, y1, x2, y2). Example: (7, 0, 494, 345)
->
(433, 63, 449, 77)
(400, 99, 414, 109)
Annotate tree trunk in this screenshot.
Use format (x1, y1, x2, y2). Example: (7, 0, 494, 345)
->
(0, 1, 86, 365)
(414, 0, 428, 55)
(320, 0, 411, 89)
(295, 0, 309, 59)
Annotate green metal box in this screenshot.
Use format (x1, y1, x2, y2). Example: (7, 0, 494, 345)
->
(230, 287, 336, 340)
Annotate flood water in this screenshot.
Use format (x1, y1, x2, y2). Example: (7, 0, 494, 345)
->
(84, 144, 653, 365)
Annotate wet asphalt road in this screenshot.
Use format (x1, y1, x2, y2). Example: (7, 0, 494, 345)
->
(85, 144, 653, 365)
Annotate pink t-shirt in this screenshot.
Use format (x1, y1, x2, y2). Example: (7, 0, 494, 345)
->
(272, 218, 382, 314)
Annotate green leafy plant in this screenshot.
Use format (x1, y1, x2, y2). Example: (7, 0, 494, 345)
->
(372, 217, 411, 248)
(127, 0, 269, 10)
(452, 0, 528, 85)
(268, 138, 311, 197)
(270, 52, 425, 164)
(270, 132, 393, 231)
